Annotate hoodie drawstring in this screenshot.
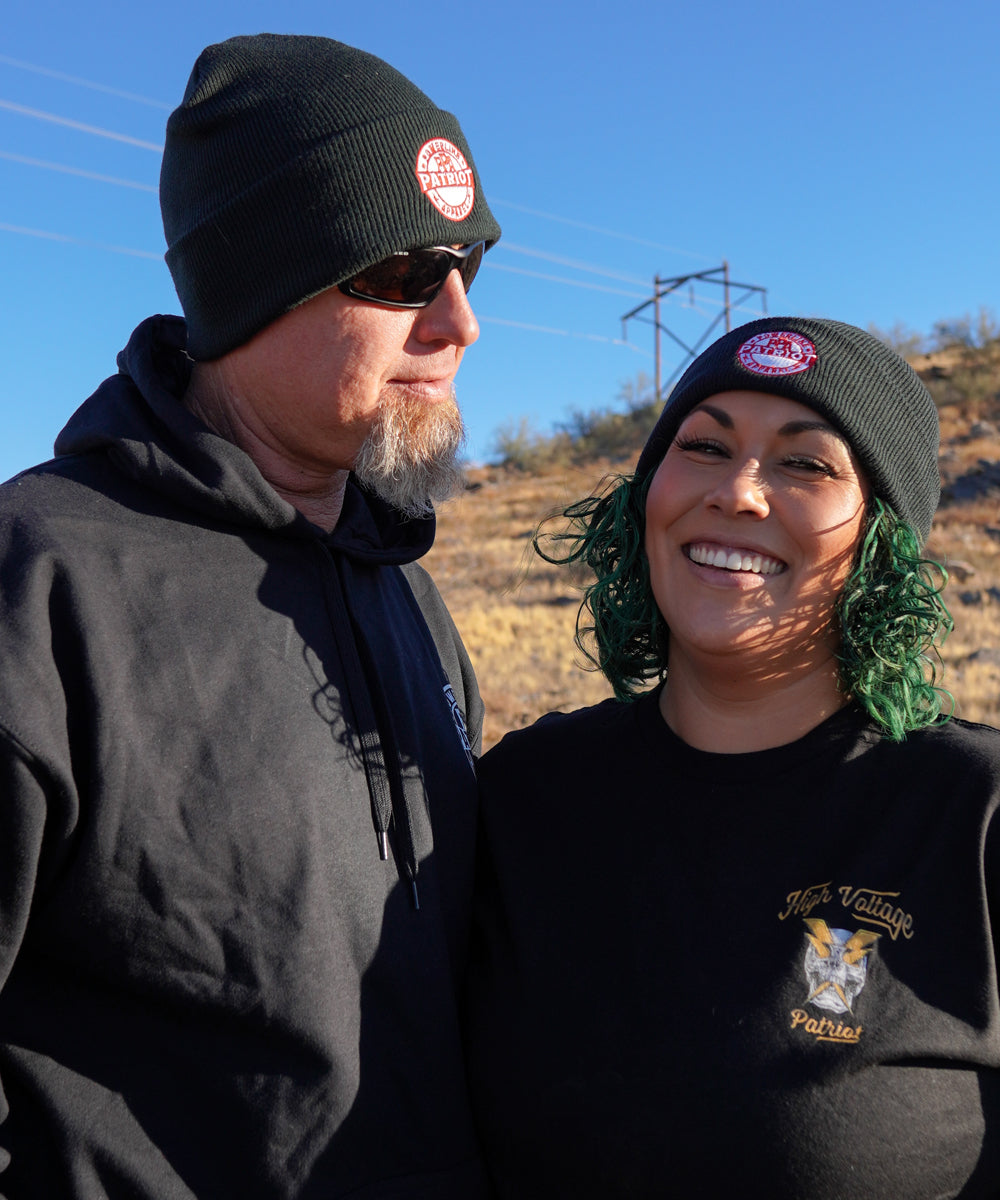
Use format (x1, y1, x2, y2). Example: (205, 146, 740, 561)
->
(319, 547, 421, 909)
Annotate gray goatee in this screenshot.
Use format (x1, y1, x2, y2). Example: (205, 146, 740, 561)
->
(353, 385, 466, 518)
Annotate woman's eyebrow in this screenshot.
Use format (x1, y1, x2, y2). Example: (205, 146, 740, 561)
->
(777, 419, 841, 438)
(690, 405, 842, 441)
(691, 403, 733, 428)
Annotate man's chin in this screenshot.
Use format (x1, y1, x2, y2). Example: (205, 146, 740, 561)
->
(353, 389, 466, 518)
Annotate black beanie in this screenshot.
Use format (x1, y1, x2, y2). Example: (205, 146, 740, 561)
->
(634, 317, 941, 544)
(160, 33, 502, 361)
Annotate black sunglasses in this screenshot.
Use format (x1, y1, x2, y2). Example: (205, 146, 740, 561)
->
(338, 241, 486, 309)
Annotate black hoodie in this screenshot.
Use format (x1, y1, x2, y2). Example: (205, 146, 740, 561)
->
(0, 316, 490, 1198)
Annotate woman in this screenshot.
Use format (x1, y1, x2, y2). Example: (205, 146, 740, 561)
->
(466, 318, 1000, 1198)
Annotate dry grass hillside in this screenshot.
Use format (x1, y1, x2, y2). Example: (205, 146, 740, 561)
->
(425, 343, 1000, 751)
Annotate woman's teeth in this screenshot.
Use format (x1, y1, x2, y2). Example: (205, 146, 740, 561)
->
(687, 544, 784, 575)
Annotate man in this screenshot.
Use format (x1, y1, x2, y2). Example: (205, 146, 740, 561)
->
(0, 34, 500, 1198)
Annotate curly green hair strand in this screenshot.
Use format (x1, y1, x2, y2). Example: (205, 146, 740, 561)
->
(534, 473, 662, 701)
(836, 496, 953, 740)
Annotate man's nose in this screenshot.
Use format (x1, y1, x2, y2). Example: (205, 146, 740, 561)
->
(414, 269, 480, 347)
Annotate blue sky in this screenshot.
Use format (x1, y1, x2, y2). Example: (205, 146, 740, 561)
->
(2, 0, 997, 480)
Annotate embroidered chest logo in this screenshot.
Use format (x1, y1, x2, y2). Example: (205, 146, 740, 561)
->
(415, 138, 475, 222)
(778, 880, 916, 1047)
(443, 683, 474, 768)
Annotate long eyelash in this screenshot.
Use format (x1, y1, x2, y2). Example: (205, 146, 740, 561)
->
(673, 438, 838, 476)
(785, 455, 835, 476)
(673, 435, 724, 453)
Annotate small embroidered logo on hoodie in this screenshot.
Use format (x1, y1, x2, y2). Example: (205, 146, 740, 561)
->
(443, 683, 474, 767)
(415, 139, 475, 222)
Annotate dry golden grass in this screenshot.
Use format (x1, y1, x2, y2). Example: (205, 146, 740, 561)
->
(926, 394, 1000, 729)
(422, 463, 617, 749)
(426, 399, 1000, 750)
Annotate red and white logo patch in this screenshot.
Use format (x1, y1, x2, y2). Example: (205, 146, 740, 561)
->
(414, 138, 475, 222)
(737, 331, 818, 377)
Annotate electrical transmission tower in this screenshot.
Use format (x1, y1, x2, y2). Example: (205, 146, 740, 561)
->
(621, 262, 768, 402)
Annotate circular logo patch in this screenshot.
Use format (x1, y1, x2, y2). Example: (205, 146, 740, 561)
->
(414, 138, 475, 222)
(737, 331, 818, 377)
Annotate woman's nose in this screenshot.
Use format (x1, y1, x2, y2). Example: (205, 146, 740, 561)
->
(704, 459, 770, 518)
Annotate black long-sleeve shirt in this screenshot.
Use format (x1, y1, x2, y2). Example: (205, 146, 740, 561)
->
(468, 690, 1000, 1198)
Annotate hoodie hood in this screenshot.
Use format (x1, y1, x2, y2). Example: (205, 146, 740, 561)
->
(54, 314, 436, 564)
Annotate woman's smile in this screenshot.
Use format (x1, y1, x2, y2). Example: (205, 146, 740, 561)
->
(684, 541, 787, 578)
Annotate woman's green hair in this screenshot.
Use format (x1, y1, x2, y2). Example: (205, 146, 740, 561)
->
(837, 496, 953, 739)
(535, 477, 953, 741)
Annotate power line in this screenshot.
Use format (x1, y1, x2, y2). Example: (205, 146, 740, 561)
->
(0, 222, 161, 259)
(0, 100, 163, 150)
(485, 261, 647, 300)
(480, 315, 651, 354)
(0, 55, 171, 109)
(486, 260, 764, 319)
(497, 242, 648, 287)
(0, 150, 157, 191)
(490, 197, 715, 263)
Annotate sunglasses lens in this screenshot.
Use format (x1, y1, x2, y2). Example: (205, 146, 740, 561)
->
(348, 256, 428, 305)
(347, 243, 485, 306)
(399, 250, 456, 305)
(456, 241, 484, 291)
